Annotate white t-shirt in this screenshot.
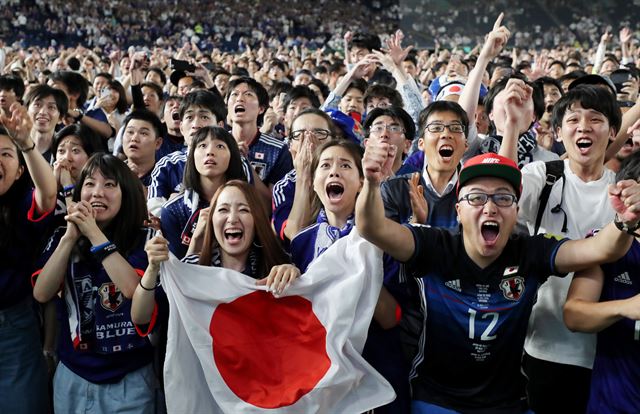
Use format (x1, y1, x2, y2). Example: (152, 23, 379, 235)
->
(518, 159, 615, 368)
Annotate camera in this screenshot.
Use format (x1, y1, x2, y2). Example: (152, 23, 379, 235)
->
(171, 59, 196, 73)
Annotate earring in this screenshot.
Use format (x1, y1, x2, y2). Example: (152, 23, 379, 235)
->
(253, 239, 263, 248)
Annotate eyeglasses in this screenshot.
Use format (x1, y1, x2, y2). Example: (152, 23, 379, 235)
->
(289, 128, 332, 141)
(458, 193, 517, 207)
(425, 123, 465, 134)
(369, 124, 405, 134)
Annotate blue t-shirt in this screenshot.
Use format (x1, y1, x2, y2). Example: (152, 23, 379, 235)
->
(587, 240, 640, 414)
(34, 227, 154, 383)
(0, 188, 54, 308)
(405, 226, 567, 413)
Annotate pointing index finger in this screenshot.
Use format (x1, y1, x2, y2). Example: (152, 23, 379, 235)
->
(493, 12, 504, 31)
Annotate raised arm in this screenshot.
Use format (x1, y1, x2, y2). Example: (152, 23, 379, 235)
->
(554, 180, 640, 274)
(1, 103, 57, 213)
(131, 235, 168, 325)
(356, 141, 415, 262)
(458, 13, 510, 123)
(564, 264, 640, 333)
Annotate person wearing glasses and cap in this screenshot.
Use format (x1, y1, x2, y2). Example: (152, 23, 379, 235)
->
(355, 140, 640, 413)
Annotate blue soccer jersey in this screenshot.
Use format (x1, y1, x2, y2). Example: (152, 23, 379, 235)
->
(247, 133, 292, 186)
(587, 240, 640, 414)
(160, 189, 210, 260)
(405, 225, 567, 413)
(272, 168, 296, 240)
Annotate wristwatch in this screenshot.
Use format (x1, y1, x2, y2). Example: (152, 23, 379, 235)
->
(71, 108, 84, 122)
(614, 214, 640, 237)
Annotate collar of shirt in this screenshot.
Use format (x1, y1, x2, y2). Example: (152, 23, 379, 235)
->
(422, 168, 459, 197)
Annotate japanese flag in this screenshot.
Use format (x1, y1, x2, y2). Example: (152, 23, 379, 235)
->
(161, 230, 395, 413)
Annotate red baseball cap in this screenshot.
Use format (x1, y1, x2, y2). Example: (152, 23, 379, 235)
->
(457, 153, 522, 198)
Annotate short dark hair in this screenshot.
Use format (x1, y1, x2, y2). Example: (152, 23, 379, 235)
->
(94, 72, 113, 82)
(161, 94, 183, 116)
(24, 84, 69, 117)
(226, 77, 269, 125)
(179, 89, 227, 124)
(485, 73, 544, 120)
(364, 106, 415, 140)
(122, 110, 163, 138)
(49, 71, 89, 107)
(73, 153, 147, 255)
(268, 81, 293, 100)
(309, 78, 330, 99)
(0, 74, 25, 100)
(351, 33, 381, 52)
(140, 81, 163, 101)
(364, 84, 403, 109)
(51, 123, 105, 157)
(552, 85, 622, 135)
(418, 101, 469, 138)
(346, 78, 368, 96)
(535, 76, 564, 96)
(284, 85, 320, 110)
(616, 150, 640, 181)
(549, 60, 566, 70)
(182, 126, 247, 196)
(289, 108, 338, 138)
(146, 66, 167, 85)
(559, 70, 588, 84)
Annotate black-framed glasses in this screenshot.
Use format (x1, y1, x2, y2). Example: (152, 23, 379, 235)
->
(425, 123, 465, 134)
(289, 128, 332, 141)
(458, 193, 517, 207)
(369, 124, 405, 134)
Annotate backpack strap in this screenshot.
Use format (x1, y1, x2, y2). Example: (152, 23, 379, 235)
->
(534, 160, 565, 234)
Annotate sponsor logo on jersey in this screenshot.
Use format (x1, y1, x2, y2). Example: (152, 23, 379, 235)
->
(445, 279, 462, 292)
(255, 152, 265, 160)
(543, 233, 564, 241)
(98, 282, 124, 312)
(613, 272, 633, 285)
(500, 276, 525, 301)
(503, 266, 519, 276)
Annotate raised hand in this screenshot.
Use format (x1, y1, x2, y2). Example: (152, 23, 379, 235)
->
(362, 141, 396, 185)
(620, 27, 632, 45)
(382, 29, 413, 67)
(408, 172, 428, 224)
(53, 159, 73, 188)
(479, 12, 511, 61)
(0, 103, 33, 148)
(256, 264, 301, 296)
(609, 180, 640, 225)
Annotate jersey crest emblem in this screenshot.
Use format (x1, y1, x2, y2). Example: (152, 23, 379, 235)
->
(98, 282, 124, 312)
(500, 276, 525, 301)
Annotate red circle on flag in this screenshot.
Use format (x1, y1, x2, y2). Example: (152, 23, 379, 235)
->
(210, 291, 331, 408)
(449, 85, 462, 93)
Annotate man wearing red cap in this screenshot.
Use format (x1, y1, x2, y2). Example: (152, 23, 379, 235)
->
(355, 143, 640, 413)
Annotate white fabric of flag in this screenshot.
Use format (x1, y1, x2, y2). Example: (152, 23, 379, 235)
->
(161, 230, 396, 413)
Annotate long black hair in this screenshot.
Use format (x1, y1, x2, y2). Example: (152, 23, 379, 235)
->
(182, 126, 247, 197)
(72, 153, 147, 255)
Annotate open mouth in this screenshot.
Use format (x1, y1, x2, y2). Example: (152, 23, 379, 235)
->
(326, 182, 344, 201)
(545, 105, 553, 113)
(481, 221, 500, 243)
(204, 158, 217, 166)
(128, 144, 139, 151)
(438, 145, 454, 158)
(623, 138, 633, 148)
(91, 202, 107, 212)
(576, 138, 593, 150)
(224, 229, 243, 241)
(234, 105, 246, 114)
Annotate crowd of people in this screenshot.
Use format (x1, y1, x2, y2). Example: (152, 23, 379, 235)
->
(1, 6, 640, 414)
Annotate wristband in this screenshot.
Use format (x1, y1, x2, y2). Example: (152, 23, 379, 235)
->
(90, 241, 111, 253)
(91, 242, 118, 262)
(19, 141, 36, 153)
(139, 278, 159, 291)
(62, 184, 74, 198)
(614, 214, 640, 237)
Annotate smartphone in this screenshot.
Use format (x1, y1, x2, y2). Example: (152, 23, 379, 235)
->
(100, 88, 112, 99)
(610, 69, 633, 93)
(171, 59, 196, 73)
